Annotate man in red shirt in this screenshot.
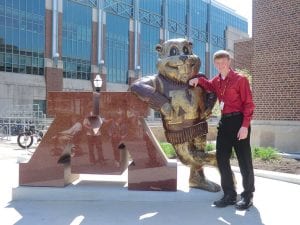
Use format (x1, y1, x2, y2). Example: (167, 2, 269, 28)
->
(189, 50, 255, 210)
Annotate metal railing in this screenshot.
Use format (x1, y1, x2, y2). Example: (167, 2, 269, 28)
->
(0, 104, 53, 140)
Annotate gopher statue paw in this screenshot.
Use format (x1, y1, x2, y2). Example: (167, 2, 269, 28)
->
(189, 178, 221, 192)
(189, 167, 221, 192)
(189, 149, 217, 167)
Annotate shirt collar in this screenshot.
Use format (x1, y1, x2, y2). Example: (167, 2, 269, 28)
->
(218, 68, 234, 81)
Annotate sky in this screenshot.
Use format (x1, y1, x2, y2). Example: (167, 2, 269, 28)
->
(215, 0, 253, 36)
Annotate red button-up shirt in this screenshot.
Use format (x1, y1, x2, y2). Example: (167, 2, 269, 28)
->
(198, 69, 255, 128)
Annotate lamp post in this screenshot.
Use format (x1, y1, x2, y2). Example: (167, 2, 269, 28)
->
(93, 74, 102, 115)
(93, 74, 102, 93)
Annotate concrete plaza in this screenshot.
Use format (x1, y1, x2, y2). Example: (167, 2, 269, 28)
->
(0, 137, 299, 225)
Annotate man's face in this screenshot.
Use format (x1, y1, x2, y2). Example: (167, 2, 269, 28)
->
(214, 57, 230, 74)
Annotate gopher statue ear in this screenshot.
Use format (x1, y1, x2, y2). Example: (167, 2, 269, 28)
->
(188, 41, 193, 47)
(155, 44, 162, 53)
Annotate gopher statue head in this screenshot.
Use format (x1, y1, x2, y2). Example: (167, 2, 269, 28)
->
(156, 38, 200, 83)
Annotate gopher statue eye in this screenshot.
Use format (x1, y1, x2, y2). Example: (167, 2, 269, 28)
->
(183, 46, 190, 55)
(169, 47, 179, 56)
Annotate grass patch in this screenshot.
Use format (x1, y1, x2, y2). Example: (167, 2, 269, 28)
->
(205, 142, 216, 152)
(232, 146, 281, 161)
(159, 142, 176, 158)
(252, 146, 281, 161)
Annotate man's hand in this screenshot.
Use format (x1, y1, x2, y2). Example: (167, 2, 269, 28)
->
(189, 78, 199, 87)
(237, 126, 248, 140)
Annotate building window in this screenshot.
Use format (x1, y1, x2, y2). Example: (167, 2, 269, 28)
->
(33, 99, 46, 115)
(62, 0, 92, 80)
(168, 0, 186, 24)
(140, 0, 161, 14)
(0, 0, 45, 75)
(106, 14, 129, 84)
(140, 24, 159, 76)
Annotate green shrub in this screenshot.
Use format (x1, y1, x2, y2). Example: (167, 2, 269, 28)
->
(231, 146, 280, 161)
(205, 142, 216, 152)
(252, 146, 281, 161)
(159, 142, 176, 158)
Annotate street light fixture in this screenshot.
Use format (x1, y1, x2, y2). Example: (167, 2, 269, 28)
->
(53, 52, 59, 67)
(93, 74, 102, 92)
(135, 65, 141, 78)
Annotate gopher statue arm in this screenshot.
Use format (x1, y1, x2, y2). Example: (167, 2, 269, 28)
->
(130, 76, 172, 119)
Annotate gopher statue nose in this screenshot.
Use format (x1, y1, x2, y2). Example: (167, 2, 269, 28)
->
(179, 55, 188, 62)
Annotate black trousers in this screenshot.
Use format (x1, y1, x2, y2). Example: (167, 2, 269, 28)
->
(216, 114, 255, 198)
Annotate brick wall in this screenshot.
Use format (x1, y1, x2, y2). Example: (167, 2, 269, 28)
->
(250, 0, 299, 121)
(45, 67, 63, 91)
(233, 39, 253, 74)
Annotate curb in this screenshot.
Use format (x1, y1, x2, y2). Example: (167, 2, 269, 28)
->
(279, 152, 300, 160)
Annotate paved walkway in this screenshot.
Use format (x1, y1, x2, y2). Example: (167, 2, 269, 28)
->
(0, 137, 299, 225)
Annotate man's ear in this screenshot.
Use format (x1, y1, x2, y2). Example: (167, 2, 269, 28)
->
(155, 44, 162, 53)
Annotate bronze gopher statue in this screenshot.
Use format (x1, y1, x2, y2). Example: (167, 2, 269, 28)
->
(130, 38, 220, 192)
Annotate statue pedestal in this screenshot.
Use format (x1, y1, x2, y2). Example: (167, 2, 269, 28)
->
(19, 92, 177, 191)
(14, 166, 223, 201)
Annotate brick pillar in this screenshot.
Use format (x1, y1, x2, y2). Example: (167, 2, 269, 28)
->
(45, 0, 63, 113)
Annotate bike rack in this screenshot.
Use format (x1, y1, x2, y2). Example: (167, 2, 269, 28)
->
(0, 125, 8, 140)
(0, 104, 52, 140)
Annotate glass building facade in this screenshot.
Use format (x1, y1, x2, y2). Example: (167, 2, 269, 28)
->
(106, 14, 129, 83)
(62, 0, 92, 80)
(0, 0, 45, 75)
(139, 0, 161, 77)
(0, 0, 247, 82)
(103, 0, 247, 80)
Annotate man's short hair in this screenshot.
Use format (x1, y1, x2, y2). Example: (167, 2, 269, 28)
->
(213, 50, 230, 61)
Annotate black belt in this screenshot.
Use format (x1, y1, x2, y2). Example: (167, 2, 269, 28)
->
(222, 112, 242, 118)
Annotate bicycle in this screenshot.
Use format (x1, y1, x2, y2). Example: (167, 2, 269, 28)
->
(17, 125, 43, 149)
